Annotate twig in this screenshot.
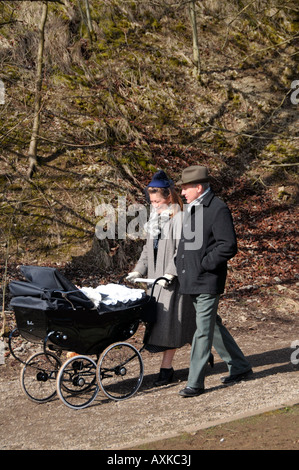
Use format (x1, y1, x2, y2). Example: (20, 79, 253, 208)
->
(222, 0, 258, 49)
(241, 34, 299, 62)
(263, 163, 299, 167)
(37, 135, 105, 148)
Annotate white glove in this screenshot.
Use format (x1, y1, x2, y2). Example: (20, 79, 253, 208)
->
(126, 271, 141, 281)
(157, 274, 175, 288)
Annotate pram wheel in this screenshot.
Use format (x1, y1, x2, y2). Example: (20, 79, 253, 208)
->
(56, 355, 99, 410)
(20, 351, 61, 403)
(97, 342, 144, 401)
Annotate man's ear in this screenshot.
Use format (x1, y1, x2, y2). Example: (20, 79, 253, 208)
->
(196, 184, 203, 195)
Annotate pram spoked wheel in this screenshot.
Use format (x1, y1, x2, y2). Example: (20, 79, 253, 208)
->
(56, 355, 99, 410)
(20, 351, 61, 403)
(97, 342, 144, 401)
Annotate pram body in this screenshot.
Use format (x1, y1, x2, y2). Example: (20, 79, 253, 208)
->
(9, 266, 158, 409)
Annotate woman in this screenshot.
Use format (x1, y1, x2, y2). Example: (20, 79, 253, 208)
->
(126, 170, 197, 387)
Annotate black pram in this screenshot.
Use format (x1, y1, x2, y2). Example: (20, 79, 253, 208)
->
(9, 266, 159, 409)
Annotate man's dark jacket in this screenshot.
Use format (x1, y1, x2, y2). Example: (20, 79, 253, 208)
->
(176, 190, 237, 295)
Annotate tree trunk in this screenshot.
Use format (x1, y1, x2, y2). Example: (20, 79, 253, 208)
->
(77, 0, 94, 43)
(28, 1, 48, 179)
(188, 0, 201, 76)
(84, 0, 94, 40)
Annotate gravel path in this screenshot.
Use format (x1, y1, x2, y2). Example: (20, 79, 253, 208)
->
(1, 330, 298, 450)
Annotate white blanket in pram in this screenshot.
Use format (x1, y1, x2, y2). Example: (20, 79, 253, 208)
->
(80, 284, 145, 307)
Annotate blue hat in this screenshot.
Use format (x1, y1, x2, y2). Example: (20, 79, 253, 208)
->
(147, 170, 173, 188)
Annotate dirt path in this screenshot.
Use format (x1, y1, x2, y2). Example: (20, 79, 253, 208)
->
(1, 330, 298, 450)
(0, 285, 298, 450)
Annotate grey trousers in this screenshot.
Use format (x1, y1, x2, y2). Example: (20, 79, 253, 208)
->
(187, 293, 251, 388)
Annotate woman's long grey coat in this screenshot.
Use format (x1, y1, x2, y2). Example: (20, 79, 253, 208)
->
(134, 214, 196, 349)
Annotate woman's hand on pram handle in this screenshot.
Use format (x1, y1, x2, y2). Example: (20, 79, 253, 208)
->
(157, 274, 175, 288)
(130, 276, 173, 288)
(126, 271, 141, 282)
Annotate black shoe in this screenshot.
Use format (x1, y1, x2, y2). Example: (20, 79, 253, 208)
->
(154, 367, 174, 387)
(179, 386, 205, 397)
(221, 369, 253, 385)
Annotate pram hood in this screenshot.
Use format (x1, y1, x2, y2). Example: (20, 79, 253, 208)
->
(9, 265, 95, 311)
(19, 265, 80, 291)
(9, 266, 148, 314)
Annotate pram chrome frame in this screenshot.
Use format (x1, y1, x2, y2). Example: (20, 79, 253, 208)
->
(8, 266, 168, 410)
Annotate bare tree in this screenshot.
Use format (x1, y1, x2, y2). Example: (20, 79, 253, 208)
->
(77, 0, 95, 42)
(1, 237, 10, 338)
(27, 1, 48, 179)
(188, 0, 201, 76)
(84, 0, 94, 40)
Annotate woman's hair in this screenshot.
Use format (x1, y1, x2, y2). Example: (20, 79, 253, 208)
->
(147, 186, 183, 213)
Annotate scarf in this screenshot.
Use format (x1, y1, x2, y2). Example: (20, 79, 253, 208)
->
(144, 206, 174, 239)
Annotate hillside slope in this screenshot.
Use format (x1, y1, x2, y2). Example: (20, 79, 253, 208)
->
(0, 0, 298, 287)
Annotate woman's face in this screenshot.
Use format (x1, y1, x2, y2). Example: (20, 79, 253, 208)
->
(149, 192, 171, 214)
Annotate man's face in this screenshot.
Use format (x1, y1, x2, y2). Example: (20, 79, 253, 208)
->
(181, 183, 203, 204)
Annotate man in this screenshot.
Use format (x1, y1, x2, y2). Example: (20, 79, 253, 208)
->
(176, 166, 252, 397)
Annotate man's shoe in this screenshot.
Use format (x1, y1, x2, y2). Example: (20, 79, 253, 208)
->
(221, 369, 253, 385)
(179, 386, 205, 397)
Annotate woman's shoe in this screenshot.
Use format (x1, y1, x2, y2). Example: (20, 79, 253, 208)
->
(209, 353, 214, 368)
(154, 367, 174, 387)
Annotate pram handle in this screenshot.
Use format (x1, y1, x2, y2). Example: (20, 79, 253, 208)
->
(130, 276, 171, 299)
(150, 277, 171, 298)
(118, 275, 171, 301)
